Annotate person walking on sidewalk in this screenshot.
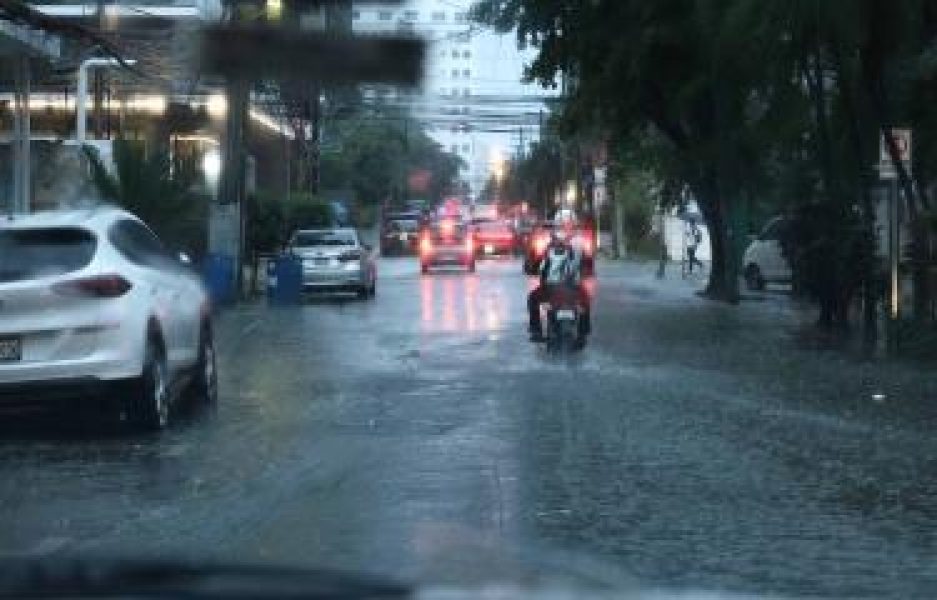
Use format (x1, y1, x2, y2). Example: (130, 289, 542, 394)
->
(685, 221, 704, 274)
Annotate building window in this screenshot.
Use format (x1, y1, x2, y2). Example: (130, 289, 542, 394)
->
(452, 69, 459, 78)
(455, 12, 466, 22)
(451, 50, 459, 59)
(451, 144, 458, 153)
(462, 69, 470, 78)
(462, 88, 471, 97)
(432, 11, 446, 22)
(378, 11, 392, 20)
(462, 144, 470, 152)
(403, 10, 417, 20)
(455, 31, 470, 42)
(463, 50, 471, 59)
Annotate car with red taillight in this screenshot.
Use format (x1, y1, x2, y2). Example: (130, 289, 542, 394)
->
(0, 207, 216, 431)
(471, 219, 517, 257)
(289, 228, 377, 298)
(419, 219, 475, 273)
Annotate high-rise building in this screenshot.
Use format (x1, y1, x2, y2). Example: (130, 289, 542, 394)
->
(353, 0, 552, 199)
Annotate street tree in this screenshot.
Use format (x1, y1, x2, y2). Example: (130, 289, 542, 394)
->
(473, 0, 778, 302)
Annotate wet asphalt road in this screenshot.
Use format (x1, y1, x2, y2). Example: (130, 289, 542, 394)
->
(2, 257, 937, 597)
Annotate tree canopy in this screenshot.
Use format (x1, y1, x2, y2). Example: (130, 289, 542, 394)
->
(474, 0, 937, 325)
(318, 106, 465, 207)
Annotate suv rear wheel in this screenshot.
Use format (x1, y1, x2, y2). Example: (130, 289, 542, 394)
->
(127, 338, 170, 431)
(189, 323, 218, 405)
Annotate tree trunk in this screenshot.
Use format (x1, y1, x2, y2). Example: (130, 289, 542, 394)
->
(695, 171, 737, 302)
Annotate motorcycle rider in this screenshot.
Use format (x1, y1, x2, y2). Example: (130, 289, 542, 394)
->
(527, 216, 592, 343)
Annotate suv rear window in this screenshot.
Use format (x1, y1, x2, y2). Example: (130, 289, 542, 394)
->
(0, 227, 97, 283)
(430, 222, 466, 242)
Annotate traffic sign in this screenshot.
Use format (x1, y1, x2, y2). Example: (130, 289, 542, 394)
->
(881, 128, 911, 165)
(878, 128, 911, 181)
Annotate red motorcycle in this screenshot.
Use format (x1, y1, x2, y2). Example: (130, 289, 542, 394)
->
(541, 283, 587, 352)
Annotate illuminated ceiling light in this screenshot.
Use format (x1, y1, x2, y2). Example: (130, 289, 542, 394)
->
(266, 0, 283, 21)
(143, 95, 167, 114)
(207, 94, 227, 118)
(127, 95, 167, 114)
(202, 149, 222, 188)
(172, 134, 221, 146)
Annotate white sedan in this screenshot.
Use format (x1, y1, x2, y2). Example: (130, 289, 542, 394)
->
(0, 207, 216, 430)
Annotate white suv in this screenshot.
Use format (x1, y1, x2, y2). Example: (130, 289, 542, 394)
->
(0, 207, 216, 430)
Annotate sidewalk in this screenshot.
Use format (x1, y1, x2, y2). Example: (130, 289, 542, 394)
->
(594, 258, 937, 433)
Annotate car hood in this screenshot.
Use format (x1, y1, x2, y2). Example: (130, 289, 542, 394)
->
(0, 558, 783, 599)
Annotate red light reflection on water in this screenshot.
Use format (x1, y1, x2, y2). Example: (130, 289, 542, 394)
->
(419, 270, 511, 333)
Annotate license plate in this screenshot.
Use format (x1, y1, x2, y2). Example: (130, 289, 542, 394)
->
(556, 310, 576, 321)
(484, 244, 494, 254)
(399, 233, 408, 242)
(0, 336, 21, 362)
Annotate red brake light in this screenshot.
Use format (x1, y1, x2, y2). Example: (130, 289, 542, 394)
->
(533, 236, 548, 256)
(53, 274, 132, 298)
(420, 236, 433, 255)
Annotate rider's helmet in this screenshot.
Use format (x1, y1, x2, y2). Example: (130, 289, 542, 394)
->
(554, 209, 577, 240)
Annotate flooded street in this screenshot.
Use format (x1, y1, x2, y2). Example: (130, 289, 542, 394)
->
(1, 258, 936, 597)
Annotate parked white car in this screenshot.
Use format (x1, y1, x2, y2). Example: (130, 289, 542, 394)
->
(290, 228, 377, 298)
(742, 217, 792, 290)
(0, 207, 216, 430)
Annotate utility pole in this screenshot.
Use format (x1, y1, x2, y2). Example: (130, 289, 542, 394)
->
(12, 55, 31, 214)
(656, 186, 667, 279)
(309, 84, 321, 194)
(888, 175, 900, 352)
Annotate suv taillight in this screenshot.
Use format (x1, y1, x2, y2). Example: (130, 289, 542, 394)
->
(53, 274, 133, 298)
